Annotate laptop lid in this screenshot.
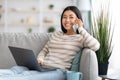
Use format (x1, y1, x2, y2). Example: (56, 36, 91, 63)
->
(8, 46, 41, 71)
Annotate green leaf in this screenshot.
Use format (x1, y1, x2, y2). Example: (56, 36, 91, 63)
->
(92, 8, 114, 63)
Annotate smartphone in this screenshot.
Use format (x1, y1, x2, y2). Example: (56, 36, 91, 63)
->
(73, 24, 78, 32)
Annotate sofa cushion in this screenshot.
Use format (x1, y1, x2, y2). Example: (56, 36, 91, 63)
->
(0, 33, 50, 69)
(70, 48, 82, 72)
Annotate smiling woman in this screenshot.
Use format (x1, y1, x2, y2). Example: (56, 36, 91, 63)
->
(37, 6, 100, 70)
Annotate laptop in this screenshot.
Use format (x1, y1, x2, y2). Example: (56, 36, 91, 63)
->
(8, 46, 57, 72)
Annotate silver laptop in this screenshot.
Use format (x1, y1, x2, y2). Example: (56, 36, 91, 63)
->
(8, 46, 57, 72)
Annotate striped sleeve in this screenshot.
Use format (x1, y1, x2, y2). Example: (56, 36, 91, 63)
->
(78, 27, 100, 51)
(37, 41, 49, 62)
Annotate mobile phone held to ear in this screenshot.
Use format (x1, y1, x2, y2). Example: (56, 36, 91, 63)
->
(73, 24, 78, 32)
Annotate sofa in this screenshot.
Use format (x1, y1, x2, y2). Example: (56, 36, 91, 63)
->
(0, 32, 99, 80)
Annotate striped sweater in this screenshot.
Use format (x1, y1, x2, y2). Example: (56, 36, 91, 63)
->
(37, 27, 100, 70)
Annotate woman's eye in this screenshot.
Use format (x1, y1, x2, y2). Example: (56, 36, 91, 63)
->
(70, 17, 74, 19)
(63, 16, 67, 19)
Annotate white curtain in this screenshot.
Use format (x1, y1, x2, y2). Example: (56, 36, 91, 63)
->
(91, 0, 120, 72)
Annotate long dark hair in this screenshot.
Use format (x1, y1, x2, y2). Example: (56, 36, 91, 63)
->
(61, 6, 83, 34)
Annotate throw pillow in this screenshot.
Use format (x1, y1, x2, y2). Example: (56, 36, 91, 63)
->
(70, 48, 82, 72)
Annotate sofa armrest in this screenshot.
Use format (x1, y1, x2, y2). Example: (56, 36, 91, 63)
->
(79, 48, 98, 80)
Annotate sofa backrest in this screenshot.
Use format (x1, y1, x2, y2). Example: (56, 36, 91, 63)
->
(0, 33, 50, 69)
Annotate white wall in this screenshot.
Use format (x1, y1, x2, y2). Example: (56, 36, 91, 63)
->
(108, 0, 120, 70)
(0, 0, 74, 33)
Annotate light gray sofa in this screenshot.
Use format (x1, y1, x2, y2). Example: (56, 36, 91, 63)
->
(0, 32, 99, 80)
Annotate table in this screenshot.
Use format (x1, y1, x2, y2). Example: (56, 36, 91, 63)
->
(99, 73, 120, 80)
(100, 75, 115, 80)
(99, 69, 120, 80)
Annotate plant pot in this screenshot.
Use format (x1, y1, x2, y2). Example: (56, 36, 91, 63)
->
(98, 62, 109, 75)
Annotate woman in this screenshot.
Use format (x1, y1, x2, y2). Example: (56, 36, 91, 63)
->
(37, 6, 100, 70)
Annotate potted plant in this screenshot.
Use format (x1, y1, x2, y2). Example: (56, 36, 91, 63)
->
(28, 27, 33, 33)
(48, 4, 54, 10)
(47, 26, 55, 33)
(92, 8, 113, 75)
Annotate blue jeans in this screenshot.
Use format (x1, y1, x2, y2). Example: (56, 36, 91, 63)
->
(0, 66, 66, 80)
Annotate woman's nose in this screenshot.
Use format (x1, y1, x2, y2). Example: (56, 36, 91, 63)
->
(66, 18, 70, 22)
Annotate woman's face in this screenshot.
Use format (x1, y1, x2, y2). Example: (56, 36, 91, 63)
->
(62, 10, 77, 31)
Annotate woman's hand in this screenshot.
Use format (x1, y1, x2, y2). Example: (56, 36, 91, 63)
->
(74, 18, 83, 28)
(38, 60, 43, 65)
